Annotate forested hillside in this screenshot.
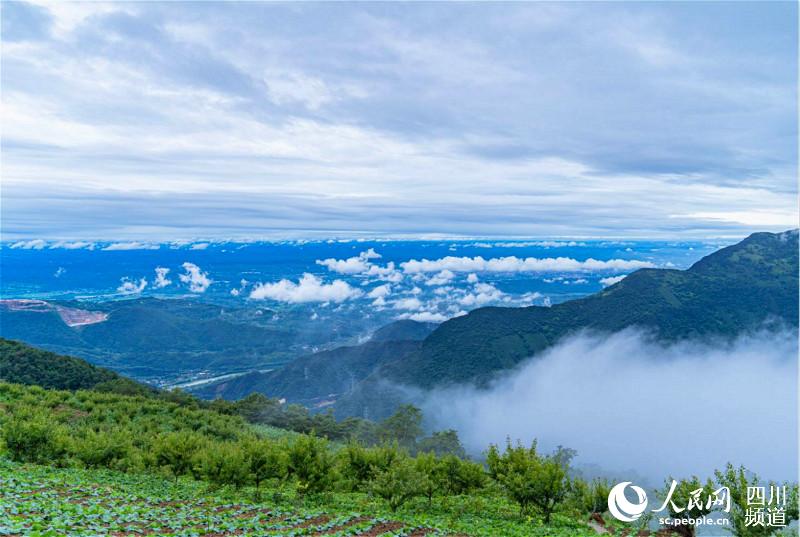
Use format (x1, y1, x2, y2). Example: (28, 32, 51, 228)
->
(384, 229, 799, 389)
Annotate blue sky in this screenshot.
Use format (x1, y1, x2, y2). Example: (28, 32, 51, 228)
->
(1, 1, 797, 239)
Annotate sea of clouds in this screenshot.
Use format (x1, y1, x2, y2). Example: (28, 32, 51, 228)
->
(421, 328, 798, 484)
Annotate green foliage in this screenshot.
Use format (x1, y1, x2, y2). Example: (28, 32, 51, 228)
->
(152, 430, 206, 481)
(242, 437, 289, 496)
(416, 429, 467, 458)
(196, 441, 250, 490)
(1, 409, 69, 464)
(371, 454, 425, 512)
(379, 404, 423, 449)
(286, 433, 334, 495)
(436, 455, 486, 496)
(0, 338, 150, 393)
(72, 426, 137, 471)
(385, 230, 799, 390)
(570, 477, 611, 515)
(488, 441, 571, 522)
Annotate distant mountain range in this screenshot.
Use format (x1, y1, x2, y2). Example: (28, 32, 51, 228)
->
(199, 230, 798, 419)
(0, 297, 295, 382)
(2, 230, 796, 421)
(193, 320, 438, 405)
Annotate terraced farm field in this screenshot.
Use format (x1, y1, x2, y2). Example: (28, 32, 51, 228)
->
(0, 460, 603, 537)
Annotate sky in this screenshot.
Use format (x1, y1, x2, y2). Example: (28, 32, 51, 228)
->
(1, 1, 797, 240)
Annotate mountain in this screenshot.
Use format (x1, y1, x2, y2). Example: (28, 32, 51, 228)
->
(0, 338, 153, 394)
(328, 230, 799, 418)
(369, 320, 439, 342)
(192, 339, 423, 406)
(383, 230, 798, 389)
(0, 297, 296, 382)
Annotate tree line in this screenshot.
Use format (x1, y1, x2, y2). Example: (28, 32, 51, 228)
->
(0, 381, 797, 535)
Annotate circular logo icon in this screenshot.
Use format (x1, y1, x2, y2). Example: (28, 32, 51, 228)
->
(608, 481, 648, 522)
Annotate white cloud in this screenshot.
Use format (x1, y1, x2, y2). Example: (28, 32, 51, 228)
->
(426, 269, 455, 286)
(316, 248, 385, 275)
(53, 267, 66, 278)
(459, 282, 506, 307)
(153, 267, 172, 288)
(367, 284, 392, 299)
(103, 242, 160, 251)
(393, 297, 423, 311)
(190, 242, 210, 250)
(423, 329, 798, 481)
(316, 256, 371, 274)
(10, 239, 46, 249)
(50, 241, 95, 250)
(398, 311, 448, 322)
(400, 255, 654, 274)
(249, 273, 362, 303)
(117, 277, 147, 294)
(466, 273, 479, 283)
(178, 262, 212, 292)
(600, 275, 626, 287)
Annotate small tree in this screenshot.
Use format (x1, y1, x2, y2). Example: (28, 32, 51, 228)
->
(487, 440, 571, 522)
(152, 431, 205, 482)
(572, 477, 611, 515)
(415, 430, 466, 458)
(338, 440, 375, 491)
(243, 438, 288, 498)
(197, 442, 250, 490)
(379, 405, 422, 449)
(1, 411, 69, 464)
(371, 455, 424, 512)
(437, 455, 486, 495)
(286, 433, 334, 495)
(414, 451, 439, 505)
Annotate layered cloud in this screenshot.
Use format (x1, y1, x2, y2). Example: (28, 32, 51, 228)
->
(1, 2, 795, 239)
(9, 239, 46, 249)
(103, 242, 160, 251)
(400, 255, 654, 274)
(249, 273, 362, 303)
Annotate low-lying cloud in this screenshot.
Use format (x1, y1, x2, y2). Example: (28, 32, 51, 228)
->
(400, 255, 654, 274)
(249, 273, 362, 303)
(179, 262, 212, 292)
(422, 328, 797, 483)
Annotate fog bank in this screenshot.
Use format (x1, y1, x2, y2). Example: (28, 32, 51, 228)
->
(422, 329, 798, 483)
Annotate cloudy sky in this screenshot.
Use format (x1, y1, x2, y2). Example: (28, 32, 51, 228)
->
(1, 1, 797, 240)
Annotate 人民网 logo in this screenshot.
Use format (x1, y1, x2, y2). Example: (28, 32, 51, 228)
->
(608, 481, 649, 522)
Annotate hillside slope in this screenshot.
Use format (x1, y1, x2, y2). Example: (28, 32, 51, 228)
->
(330, 230, 799, 419)
(194, 339, 423, 405)
(384, 230, 798, 390)
(0, 338, 153, 394)
(384, 230, 798, 387)
(0, 297, 295, 381)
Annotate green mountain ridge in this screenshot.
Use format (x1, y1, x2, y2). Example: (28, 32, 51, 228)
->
(0, 297, 296, 381)
(203, 230, 798, 419)
(331, 229, 798, 418)
(385, 229, 798, 389)
(0, 338, 154, 395)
